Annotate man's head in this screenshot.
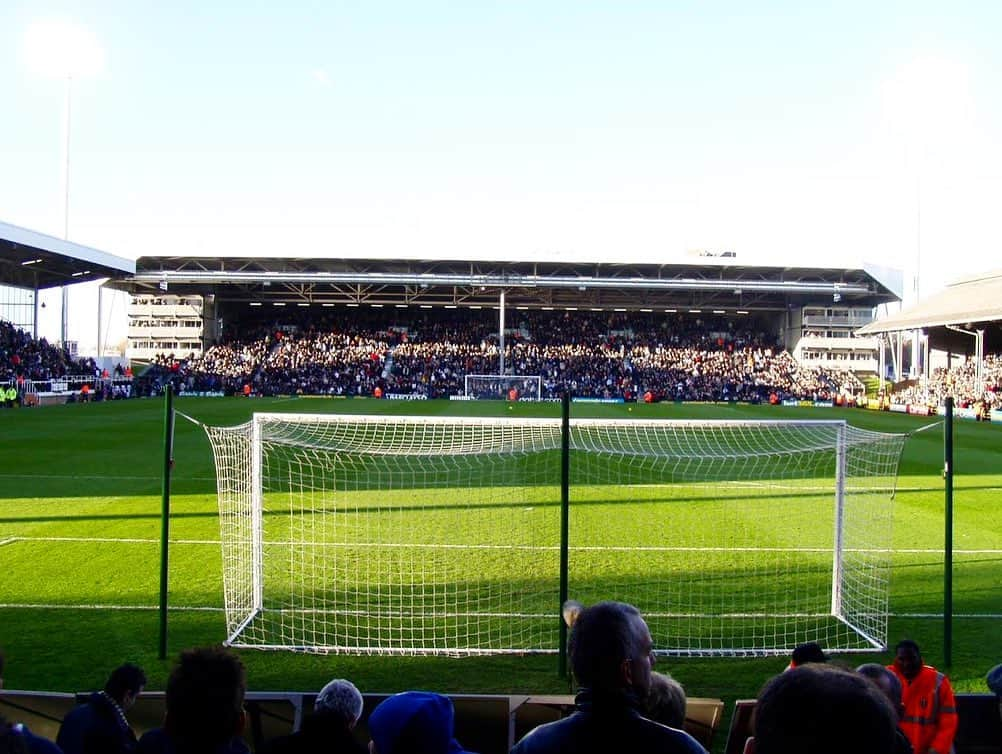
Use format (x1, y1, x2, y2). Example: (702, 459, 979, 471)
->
(857, 663, 904, 720)
(789, 642, 827, 668)
(894, 639, 923, 681)
(752, 664, 898, 754)
(368, 691, 466, 754)
(568, 601, 655, 697)
(645, 671, 687, 728)
(165, 646, 246, 753)
(314, 678, 364, 729)
(104, 663, 146, 709)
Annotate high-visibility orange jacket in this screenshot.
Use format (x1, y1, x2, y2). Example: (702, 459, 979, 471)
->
(887, 664, 958, 754)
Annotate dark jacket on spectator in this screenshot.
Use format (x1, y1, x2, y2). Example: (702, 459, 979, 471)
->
(9, 723, 63, 754)
(258, 712, 366, 754)
(57, 691, 136, 754)
(135, 727, 250, 754)
(510, 689, 706, 754)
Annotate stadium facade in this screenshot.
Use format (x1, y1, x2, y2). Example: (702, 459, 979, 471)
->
(114, 254, 902, 369)
(1, 219, 906, 373)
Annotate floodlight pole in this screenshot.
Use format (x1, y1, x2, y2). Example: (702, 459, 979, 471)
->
(60, 75, 72, 346)
(158, 384, 175, 660)
(943, 396, 953, 667)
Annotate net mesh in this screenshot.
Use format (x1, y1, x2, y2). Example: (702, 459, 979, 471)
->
(202, 414, 906, 655)
(463, 375, 543, 400)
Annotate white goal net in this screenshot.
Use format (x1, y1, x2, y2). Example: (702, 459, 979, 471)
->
(201, 414, 906, 656)
(463, 374, 542, 401)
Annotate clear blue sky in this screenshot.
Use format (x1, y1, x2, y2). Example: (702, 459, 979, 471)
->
(2, 1, 1001, 349)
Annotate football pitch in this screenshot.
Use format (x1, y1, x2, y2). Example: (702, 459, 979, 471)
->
(1, 396, 1000, 712)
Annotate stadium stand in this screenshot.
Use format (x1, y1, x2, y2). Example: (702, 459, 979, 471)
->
(891, 355, 1002, 413)
(138, 310, 867, 403)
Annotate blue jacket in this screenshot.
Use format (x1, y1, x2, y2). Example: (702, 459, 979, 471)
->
(12, 723, 64, 754)
(57, 692, 137, 754)
(510, 689, 707, 754)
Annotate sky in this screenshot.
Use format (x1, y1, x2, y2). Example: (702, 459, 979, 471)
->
(2, 1, 1002, 352)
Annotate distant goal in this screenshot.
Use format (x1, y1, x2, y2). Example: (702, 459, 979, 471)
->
(463, 374, 542, 401)
(201, 414, 907, 656)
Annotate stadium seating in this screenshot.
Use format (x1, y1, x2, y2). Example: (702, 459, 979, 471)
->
(723, 699, 757, 754)
(146, 309, 867, 403)
(7, 687, 998, 752)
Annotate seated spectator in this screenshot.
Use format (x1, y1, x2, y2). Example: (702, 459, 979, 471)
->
(1, 714, 30, 754)
(747, 664, 898, 754)
(644, 672, 687, 729)
(259, 678, 365, 754)
(367, 692, 474, 754)
(0, 649, 61, 754)
(786, 641, 827, 670)
(136, 646, 248, 754)
(856, 663, 913, 754)
(58, 663, 146, 754)
(511, 601, 705, 753)
(989, 663, 1002, 722)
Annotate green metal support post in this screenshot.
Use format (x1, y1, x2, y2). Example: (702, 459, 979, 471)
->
(558, 392, 571, 678)
(944, 396, 953, 667)
(158, 384, 175, 660)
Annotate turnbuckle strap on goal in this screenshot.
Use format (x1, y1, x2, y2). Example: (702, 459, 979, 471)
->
(911, 420, 943, 436)
(174, 410, 206, 428)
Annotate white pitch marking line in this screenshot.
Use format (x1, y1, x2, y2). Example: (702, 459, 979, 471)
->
(7, 536, 1002, 555)
(0, 603, 224, 611)
(0, 603, 999, 620)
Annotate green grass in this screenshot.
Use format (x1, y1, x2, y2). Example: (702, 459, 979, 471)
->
(1, 397, 1000, 751)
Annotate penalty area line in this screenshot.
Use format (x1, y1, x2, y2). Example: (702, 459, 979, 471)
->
(0, 604, 999, 620)
(6, 536, 1002, 556)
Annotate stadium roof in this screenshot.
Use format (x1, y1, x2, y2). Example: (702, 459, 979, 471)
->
(857, 270, 1002, 353)
(0, 220, 135, 290)
(858, 271, 1002, 332)
(110, 255, 902, 313)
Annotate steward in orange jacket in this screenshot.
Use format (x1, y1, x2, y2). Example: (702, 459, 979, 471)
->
(888, 639, 957, 754)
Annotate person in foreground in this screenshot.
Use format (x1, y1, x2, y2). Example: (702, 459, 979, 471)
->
(746, 664, 899, 754)
(856, 663, 914, 754)
(259, 678, 366, 754)
(887, 639, 957, 754)
(0, 648, 61, 754)
(510, 600, 706, 754)
(645, 672, 687, 729)
(136, 646, 249, 754)
(367, 691, 476, 754)
(57, 663, 146, 754)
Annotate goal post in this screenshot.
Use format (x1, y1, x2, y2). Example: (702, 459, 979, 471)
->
(201, 414, 906, 656)
(464, 374, 542, 401)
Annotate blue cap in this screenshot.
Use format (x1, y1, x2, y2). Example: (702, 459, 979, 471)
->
(368, 692, 475, 754)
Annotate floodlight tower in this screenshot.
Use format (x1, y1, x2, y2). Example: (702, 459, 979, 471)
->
(22, 18, 104, 346)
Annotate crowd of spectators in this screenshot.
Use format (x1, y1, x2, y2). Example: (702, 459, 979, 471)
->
(4, 606, 1001, 753)
(1, 321, 98, 384)
(891, 354, 1002, 414)
(142, 310, 866, 403)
